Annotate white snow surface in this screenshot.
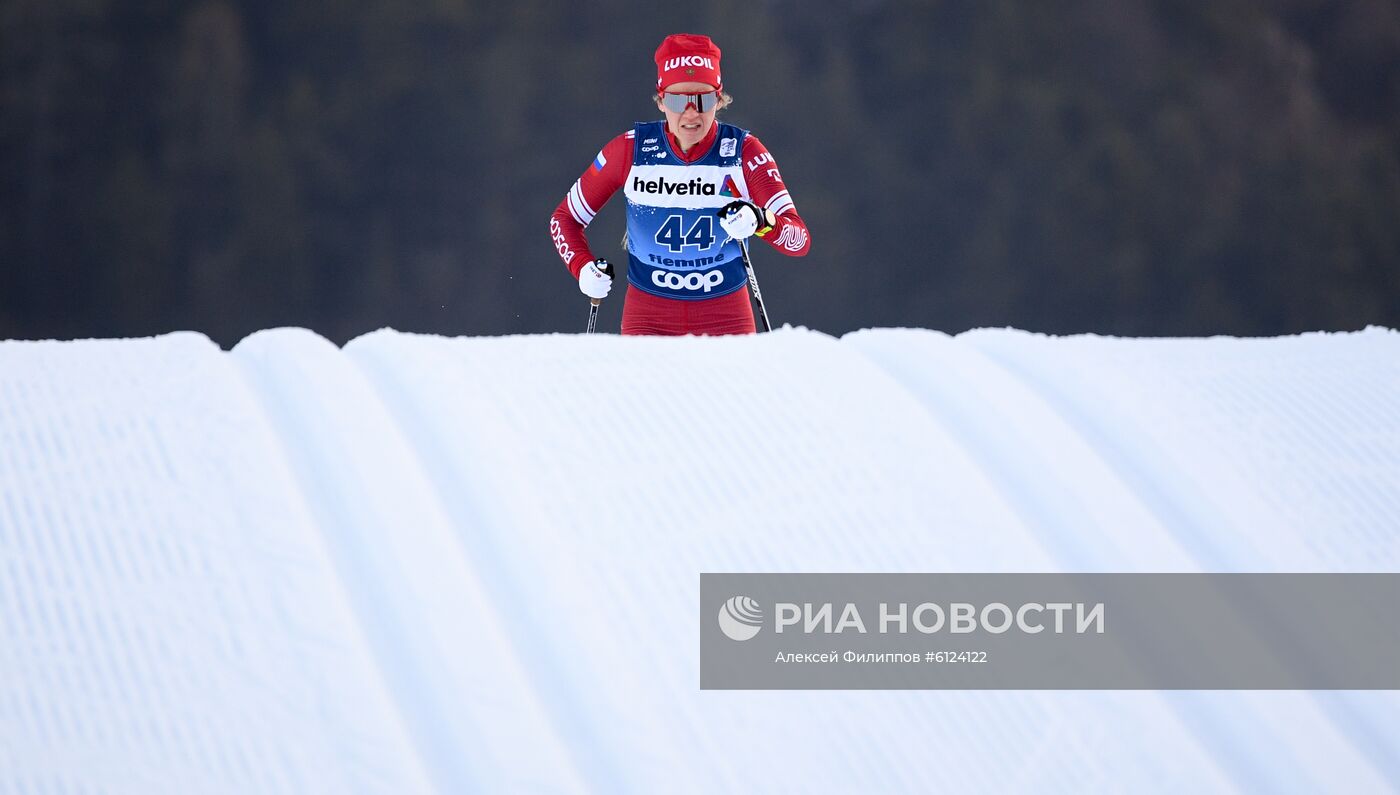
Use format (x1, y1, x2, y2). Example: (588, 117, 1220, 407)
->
(2, 325, 1398, 793)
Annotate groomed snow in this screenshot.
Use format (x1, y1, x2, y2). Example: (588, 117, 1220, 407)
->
(1, 325, 1397, 792)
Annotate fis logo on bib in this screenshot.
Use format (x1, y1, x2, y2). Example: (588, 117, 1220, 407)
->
(632, 176, 716, 196)
(653, 269, 725, 293)
(720, 138, 737, 157)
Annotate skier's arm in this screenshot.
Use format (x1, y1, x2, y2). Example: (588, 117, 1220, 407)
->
(740, 135, 811, 256)
(550, 132, 632, 277)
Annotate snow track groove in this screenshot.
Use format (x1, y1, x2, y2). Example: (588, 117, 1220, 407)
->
(0, 333, 430, 794)
(231, 328, 583, 793)
(956, 327, 1400, 790)
(837, 329, 1375, 793)
(2, 325, 1397, 792)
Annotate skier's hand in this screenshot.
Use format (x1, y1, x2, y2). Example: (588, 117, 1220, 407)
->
(579, 258, 614, 300)
(717, 200, 773, 241)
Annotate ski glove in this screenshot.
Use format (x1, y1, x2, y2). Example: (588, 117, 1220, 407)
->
(579, 258, 614, 300)
(717, 200, 774, 241)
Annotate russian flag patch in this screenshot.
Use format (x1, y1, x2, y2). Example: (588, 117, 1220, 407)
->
(591, 151, 607, 172)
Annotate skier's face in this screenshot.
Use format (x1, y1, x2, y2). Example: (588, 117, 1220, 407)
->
(657, 81, 718, 151)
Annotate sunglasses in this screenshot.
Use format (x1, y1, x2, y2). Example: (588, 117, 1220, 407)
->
(660, 91, 722, 114)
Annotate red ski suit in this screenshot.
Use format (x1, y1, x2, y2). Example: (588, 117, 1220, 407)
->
(550, 122, 810, 335)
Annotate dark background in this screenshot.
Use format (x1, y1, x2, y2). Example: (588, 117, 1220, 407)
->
(3, 0, 1398, 346)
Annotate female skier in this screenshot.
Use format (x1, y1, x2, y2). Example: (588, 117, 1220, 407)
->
(549, 33, 811, 335)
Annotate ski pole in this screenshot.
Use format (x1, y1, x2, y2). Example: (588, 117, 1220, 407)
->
(585, 259, 614, 334)
(738, 239, 772, 332)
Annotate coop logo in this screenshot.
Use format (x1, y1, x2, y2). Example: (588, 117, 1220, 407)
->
(653, 269, 725, 293)
(663, 55, 715, 72)
(631, 176, 717, 196)
(718, 596, 763, 641)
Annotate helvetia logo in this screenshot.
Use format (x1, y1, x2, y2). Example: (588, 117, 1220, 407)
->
(718, 596, 763, 641)
(632, 176, 715, 196)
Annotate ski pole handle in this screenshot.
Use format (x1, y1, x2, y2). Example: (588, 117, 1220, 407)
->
(589, 260, 615, 307)
(584, 259, 615, 333)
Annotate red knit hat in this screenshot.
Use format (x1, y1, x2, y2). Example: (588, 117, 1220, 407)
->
(655, 33, 722, 91)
